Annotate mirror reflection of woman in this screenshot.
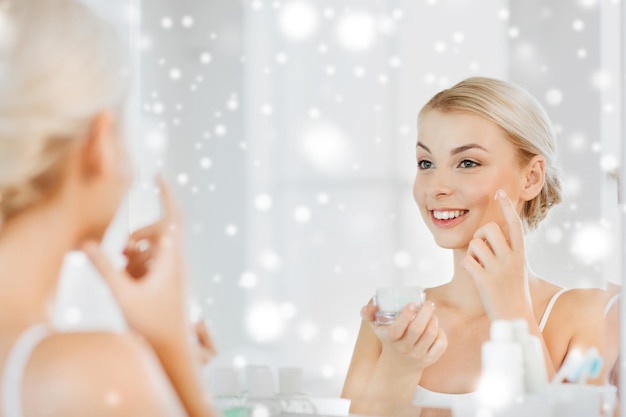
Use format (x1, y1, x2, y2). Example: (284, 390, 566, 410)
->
(342, 77, 608, 415)
(0, 1, 216, 416)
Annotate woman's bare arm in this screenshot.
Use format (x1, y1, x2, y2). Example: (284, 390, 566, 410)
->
(342, 319, 382, 400)
(545, 288, 609, 385)
(342, 302, 447, 416)
(82, 178, 215, 417)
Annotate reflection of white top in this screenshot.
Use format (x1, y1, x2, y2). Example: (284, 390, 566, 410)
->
(1, 324, 52, 417)
(413, 386, 478, 409)
(413, 289, 567, 408)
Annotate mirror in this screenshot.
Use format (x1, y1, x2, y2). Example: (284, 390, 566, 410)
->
(58, 0, 623, 398)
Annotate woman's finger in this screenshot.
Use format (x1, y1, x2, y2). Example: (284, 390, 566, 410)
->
(126, 223, 162, 248)
(81, 240, 127, 296)
(495, 189, 524, 253)
(361, 302, 378, 322)
(462, 254, 483, 280)
(473, 222, 509, 258)
(379, 303, 418, 342)
(156, 175, 182, 228)
(410, 311, 438, 352)
(124, 241, 158, 278)
(426, 329, 448, 360)
(467, 238, 494, 269)
(124, 177, 182, 254)
(125, 256, 154, 279)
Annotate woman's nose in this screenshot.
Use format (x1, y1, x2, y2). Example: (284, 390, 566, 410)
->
(428, 169, 454, 198)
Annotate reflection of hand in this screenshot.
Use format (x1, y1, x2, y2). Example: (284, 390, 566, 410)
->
(463, 189, 531, 320)
(361, 300, 447, 373)
(82, 177, 190, 347)
(193, 320, 216, 365)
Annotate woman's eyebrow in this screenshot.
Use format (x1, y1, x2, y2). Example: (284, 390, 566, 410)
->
(450, 143, 488, 155)
(416, 142, 488, 155)
(416, 142, 431, 152)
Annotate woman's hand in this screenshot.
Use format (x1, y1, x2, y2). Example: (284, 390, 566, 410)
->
(361, 300, 447, 374)
(81, 176, 190, 347)
(352, 300, 447, 412)
(462, 189, 532, 320)
(193, 320, 216, 365)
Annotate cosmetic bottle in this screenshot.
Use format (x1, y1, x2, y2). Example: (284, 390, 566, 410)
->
(242, 365, 283, 417)
(511, 319, 548, 394)
(276, 367, 317, 415)
(479, 320, 524, 407)
(210, 368, 249, 417)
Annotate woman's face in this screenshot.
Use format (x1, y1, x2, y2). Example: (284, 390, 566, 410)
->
(84, 112, 133, 242)
(413, 110, 528, 250)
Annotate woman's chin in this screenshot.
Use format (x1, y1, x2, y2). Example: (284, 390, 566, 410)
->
(433, 236, 470, 250)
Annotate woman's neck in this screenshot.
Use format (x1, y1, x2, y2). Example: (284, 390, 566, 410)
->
(437, 249, 488, 316)
(0, 201, 78, 328)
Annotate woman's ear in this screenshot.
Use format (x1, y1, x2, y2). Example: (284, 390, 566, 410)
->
(520, 155, 546, 202)
(79, 112, 115, 181)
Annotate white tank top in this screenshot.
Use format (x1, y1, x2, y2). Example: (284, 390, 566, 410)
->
(1, 324, 52, 417)
(413, 289, 567, 408)
(413, 386, 478, 409)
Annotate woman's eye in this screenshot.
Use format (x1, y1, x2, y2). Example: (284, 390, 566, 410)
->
(418, 160, 433, 170)
(459, 159, 479, 168)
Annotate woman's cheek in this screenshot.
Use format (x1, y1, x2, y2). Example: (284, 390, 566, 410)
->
(412, 176, 425, 205)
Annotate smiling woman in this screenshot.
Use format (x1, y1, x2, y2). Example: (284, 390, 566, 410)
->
(341, 77, 609, 415)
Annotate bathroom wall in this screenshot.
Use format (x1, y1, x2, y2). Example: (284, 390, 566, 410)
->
(509, 0, 622, 287)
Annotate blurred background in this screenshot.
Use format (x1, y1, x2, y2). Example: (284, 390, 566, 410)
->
(56, 0, 623, 397)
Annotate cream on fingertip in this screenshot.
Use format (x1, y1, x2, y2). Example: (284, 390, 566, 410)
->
(80, 240, 97, 253)
(495, 189, 507, 200)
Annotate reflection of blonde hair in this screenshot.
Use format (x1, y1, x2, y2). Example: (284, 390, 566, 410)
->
(418, 77, 562, 230)
(0, 0, 128, 226)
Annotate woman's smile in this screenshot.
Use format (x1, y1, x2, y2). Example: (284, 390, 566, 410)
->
(430, 209, 469, 228)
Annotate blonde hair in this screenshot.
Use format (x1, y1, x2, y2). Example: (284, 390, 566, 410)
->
(0, 0, 129, 226)
(418, 77, 562, 230)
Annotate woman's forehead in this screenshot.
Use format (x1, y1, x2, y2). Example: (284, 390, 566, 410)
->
(417, 110, 510, 151)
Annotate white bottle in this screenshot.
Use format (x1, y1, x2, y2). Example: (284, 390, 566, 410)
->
(511, 319, 548, 394)
(479, 320, 524, 408)
(242, 365, 282, 417)
(277, 367, 317, 415)
(210, 368, 248, 417)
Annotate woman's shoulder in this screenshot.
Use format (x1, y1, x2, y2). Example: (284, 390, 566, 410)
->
(538, 284, 608, 375)
(537, 284, 606, 326)
(22, 330, 185, 416)
(543, 286, 607, 339)
(533, 278, 605, 313)
(557, 287, 607, 311)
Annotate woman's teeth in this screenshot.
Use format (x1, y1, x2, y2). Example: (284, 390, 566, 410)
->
(433, 210, 467, 220)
